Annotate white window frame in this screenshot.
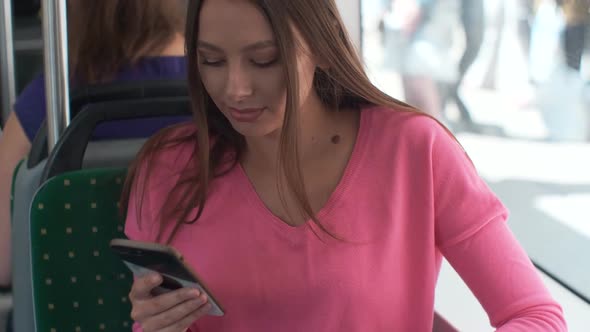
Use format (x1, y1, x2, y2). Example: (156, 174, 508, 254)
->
(336, 0, 361, 51)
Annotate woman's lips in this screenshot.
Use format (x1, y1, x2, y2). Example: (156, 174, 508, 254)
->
(228, 107, 265, 122)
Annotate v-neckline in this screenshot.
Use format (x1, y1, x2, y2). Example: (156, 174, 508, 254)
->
(232, 108, 372, 232)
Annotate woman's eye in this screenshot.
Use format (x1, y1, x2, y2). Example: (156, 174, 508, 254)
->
(252, 58, 278, 68)
(201, 59, 225, 67)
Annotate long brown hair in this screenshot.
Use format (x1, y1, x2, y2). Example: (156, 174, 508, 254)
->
(68, 0, 187, 84)
(121, 0, 429, 243)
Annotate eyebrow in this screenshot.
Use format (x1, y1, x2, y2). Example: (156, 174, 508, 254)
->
(197, 40, 276, 52)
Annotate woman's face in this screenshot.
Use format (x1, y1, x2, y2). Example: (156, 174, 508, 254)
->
(197, 0, 319, 138)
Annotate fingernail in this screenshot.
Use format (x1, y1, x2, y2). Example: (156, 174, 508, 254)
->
(151, 274, 161, 283)
(190, 289, 200, 297)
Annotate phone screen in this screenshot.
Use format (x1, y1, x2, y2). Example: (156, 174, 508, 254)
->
(111, 242, 225, 316)
(113, 247, 194, 282)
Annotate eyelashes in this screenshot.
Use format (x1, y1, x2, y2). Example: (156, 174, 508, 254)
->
(199, 58, 279, 68)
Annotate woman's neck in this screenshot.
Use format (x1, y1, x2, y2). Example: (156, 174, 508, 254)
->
(242, 101, 359, 174)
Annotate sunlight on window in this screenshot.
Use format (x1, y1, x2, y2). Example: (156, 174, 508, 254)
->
(362, 0, 590, 299)
(535, 194, 590, 239)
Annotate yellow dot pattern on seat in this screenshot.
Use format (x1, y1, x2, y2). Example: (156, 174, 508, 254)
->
(31, 168, 132, 332)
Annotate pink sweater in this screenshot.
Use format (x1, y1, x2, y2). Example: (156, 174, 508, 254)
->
(126, 106, 566, 331)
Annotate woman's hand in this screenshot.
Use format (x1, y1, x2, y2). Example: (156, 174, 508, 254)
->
(129, 273, 212, 332)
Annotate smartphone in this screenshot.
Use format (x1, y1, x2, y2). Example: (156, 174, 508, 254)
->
(109, 238, 224, 316)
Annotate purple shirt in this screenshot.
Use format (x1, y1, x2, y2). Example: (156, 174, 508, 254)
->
(13, 56, 189, 142)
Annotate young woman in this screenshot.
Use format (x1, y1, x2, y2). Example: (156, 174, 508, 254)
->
(124, 0, 567, 331)
(0, 0, 187, 287)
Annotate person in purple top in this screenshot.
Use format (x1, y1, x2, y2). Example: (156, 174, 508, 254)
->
(14, 56, 188, 141)
(0, 0, 188, 287)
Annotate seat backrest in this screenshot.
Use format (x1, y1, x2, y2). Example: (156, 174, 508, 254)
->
(41, 96, 190, 181)
(10, 160, 25, 217)
(10, 159, 46, 332)
(11, 83, 189, 332)
(28, 79, 188, 168)
(82, 138, 147, 169)
(70, 79, 188, 111)
(30, 168, 133, 331)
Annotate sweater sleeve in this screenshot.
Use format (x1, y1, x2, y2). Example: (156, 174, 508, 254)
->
(415, 115, 567, 330)
(441, 215, 567, 331)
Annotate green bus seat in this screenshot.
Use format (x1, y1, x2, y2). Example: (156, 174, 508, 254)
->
(30, 168, 132, 332)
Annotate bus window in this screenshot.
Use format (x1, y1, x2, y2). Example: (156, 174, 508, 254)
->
(358, 0, 590, 329)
